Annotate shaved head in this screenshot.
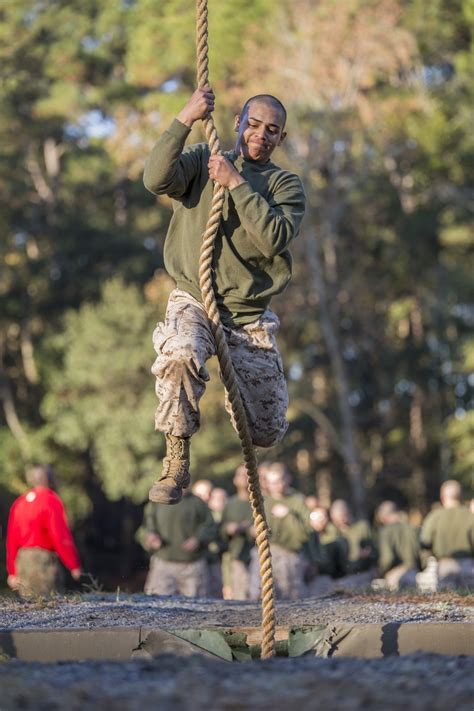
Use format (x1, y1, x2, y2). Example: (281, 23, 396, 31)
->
(26, 465, 54, 488)
(192, 479, 213, 503)
(241, 94, 287, 127)
(440, 479, 462, 506)
(330, 499, 352, 528)
(376, 500, 399, 525)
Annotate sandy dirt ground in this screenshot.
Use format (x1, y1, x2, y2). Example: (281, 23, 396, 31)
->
(0, 592, 472, 711)
(0, 590, 472, 630)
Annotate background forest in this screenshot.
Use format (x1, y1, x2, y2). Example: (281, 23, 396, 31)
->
(1, 0, 472, 588)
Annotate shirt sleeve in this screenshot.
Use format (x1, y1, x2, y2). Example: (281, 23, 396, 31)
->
(419, 511, 436, 550)
(230, 172, 306, 258)
(136, 502, 158, 551)
(220, 504, 231, 543)
(47, 493, 81, 571)
(6, 501, 20, 576)
(378, 528, 395, 576)
(469, 514, 474, 553)
(143, 119, 203, 199)
(269, 510, 310, 550)
(195, 505, 218, 546)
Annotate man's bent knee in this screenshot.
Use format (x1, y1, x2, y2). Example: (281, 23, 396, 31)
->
(251, 421, 288, 448)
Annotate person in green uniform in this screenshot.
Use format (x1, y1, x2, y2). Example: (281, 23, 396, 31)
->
(191, 479, 213, 505)
(220, 464, 255, 600)
(143, 87, 306, 505)
(249, 462, 310, 599)
(330, 499, 377, 587)
(304, 506, 348, 595)
(207, 487, 228, 598)
(418, 480, 473, 589)
(374, 500, 420, 590)
(138, 489, 215, 597)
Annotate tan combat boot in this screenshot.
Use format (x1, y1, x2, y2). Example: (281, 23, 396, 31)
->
(148, 433, 191, 505)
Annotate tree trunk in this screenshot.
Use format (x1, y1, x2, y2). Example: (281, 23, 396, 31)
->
(0, 371, 30, 459)
(303, 221, 366, 516)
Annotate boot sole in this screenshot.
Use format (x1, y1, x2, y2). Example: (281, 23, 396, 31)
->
(148, 490, 183, 505)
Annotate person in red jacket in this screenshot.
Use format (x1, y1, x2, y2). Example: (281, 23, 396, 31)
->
(6, 465, 82, 597)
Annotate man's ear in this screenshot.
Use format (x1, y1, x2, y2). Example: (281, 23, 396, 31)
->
(234, 115, 240, 132)
(278, 130, 287, 145)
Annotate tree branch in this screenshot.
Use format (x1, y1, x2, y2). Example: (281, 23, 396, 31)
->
(0, 371, 30, 459)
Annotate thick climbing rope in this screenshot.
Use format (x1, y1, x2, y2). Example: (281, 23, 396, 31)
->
(195, 0, 276, 658)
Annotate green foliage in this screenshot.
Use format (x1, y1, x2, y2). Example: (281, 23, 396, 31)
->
(446, 411, 474, 485)
(0, 1, 473, 580)
(41, 278, 159, 502)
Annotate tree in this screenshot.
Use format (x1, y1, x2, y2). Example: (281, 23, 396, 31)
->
(1, 1, 472, 586)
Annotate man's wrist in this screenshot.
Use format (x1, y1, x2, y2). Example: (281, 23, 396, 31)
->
(176, 109, 195, 128)
(228, 175, 246, 191)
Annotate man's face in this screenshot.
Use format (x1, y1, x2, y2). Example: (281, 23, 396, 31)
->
(266, 470, 288, 498)
(209, 488, 228, 513)
(235, 100, 286, 164)
(310, 508, 329, 533)
(233, 467, 248, 491)
(192, 481, 212, 503)
(331, 503, 351, 528)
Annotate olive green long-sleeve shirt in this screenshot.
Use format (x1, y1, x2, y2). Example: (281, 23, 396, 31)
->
(420, 506, 474, 559)
(264, 489, 311, 552)
(304, 532, 347, 578)
(143, 119, 306, 327)
(337, 520, 377, 573)
(220, 496, 254, 565)
(138, 494, 216, 563)
(378, 522, 420, 576)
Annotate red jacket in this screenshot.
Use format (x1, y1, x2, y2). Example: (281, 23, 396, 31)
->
(6, 486, 81, 576)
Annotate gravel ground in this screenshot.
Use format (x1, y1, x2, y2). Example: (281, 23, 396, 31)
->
(0, 592, 472, 710)
(0, 591, 472, 630)
(0, 653, 472, 710)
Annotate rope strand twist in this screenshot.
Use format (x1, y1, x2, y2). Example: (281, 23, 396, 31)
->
(196, 0, 276, 659)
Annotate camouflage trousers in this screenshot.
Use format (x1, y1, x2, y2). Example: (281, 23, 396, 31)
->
(144, 556, 209, 597)
(331, 569, 375, 591)
(15, 547, 63, 598)
(305, 574, 334, 597)
(384, 565, 418, 591)
(152, 289, 288, 448)
(229, 559, 251, 600)
(208, 560, 223, 598)
(249, 545, 304, 600)
(437, 557, 474, 589)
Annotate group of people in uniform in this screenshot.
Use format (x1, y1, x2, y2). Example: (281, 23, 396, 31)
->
(5, 463, 472, 600)
(138, 464, 474, 600)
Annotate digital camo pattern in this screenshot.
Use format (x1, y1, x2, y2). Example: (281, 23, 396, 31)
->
(249, 544, 304, 600)
(144, 556, 209, 597)
(152, 289, 288, 448)
(230, 559, 251, 600)
(15, 547, 63, 598)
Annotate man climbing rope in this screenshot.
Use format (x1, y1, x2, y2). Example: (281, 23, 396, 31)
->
(143, 87, 306, 505)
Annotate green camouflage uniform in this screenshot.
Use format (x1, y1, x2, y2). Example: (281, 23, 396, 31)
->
(207, 509, 225, 598)
(378, 522, 420, 575)
(338, 520, 377, 574)
(303, 531, 348, 596)
(15, 547, 63, 598)
(304, 531, 347, 578)
(145, 119, 305, 449)
(220, 496, 254, 599)
(250, 489, 310, 600)
(152, 289, 289, 447)
(138, 493, 215, 597)
(420, 505, 474, 588)
(377, 521, 420, 589)
(420, 506, 474, 559)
